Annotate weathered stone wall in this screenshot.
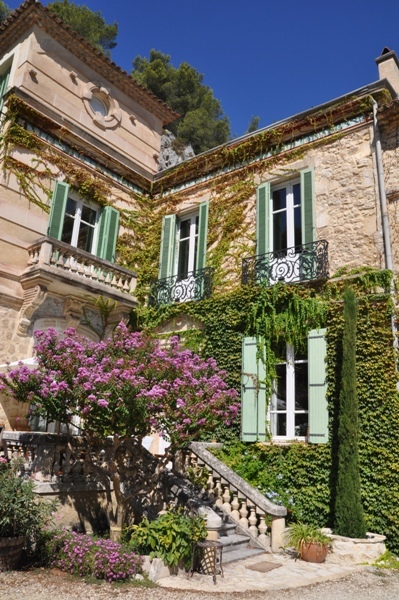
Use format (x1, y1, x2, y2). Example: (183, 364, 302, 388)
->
(158, 124, 383, 283)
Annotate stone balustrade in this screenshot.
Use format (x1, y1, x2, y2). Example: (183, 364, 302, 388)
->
(0, 430, 108, 491)
(24, 236, 136, 297)
(184, 442, 287, 553)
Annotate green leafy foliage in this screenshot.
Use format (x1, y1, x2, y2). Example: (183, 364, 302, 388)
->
(47, 1, 118, 55)
(131, 50, 230, 154)
(284, 522, 331, 555)
(0, 458, 56, 539)
(334, 287, 367, 538)
(0, 1, 10, 23)
(126, 509, 207, 567)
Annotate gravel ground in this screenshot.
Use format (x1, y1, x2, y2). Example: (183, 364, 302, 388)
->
(2, 568, 399, 600)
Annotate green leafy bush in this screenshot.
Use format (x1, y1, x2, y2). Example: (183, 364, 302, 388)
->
(126, 509, 207, 567)
(284, 522, 331, 556)
(0, 458, 56, 540)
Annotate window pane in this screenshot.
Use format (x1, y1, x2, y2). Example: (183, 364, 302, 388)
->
(180, 219, 191, 240)
(293, 183, 301, 206)
(295, 414, 308, 437)
(273, 211, 287, 252)
(77, 222, 94, 252)
(295, 361, 308, 410)
(274, 364, 286, 410)
(177, 238, 190, 279)
(273, 188, 286, 211)
(61, 214, 74, 245)
(294, 206, 302, 248)
(65, 198, 77, 217)
(81, 205, 97, 226)
(271, 413, 287, 436)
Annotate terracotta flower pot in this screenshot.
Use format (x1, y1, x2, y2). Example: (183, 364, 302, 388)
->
(0, 536, 25, 571)
(300, 541, 328, 563)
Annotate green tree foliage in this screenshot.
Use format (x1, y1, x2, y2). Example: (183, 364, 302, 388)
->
(47, 0, 118, 55)
(131, 50, 230, 154)
(334, 286, 367, 538)
(246, 116, 260, 134)
(0, 1, 10, 22)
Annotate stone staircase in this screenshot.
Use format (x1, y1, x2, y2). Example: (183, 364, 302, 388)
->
(218, 516, 265, 564)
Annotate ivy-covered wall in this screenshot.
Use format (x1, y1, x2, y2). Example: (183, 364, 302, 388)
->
(140, 270, 399, 553)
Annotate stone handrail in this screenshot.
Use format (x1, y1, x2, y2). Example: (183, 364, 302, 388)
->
(24, 236, 136, 295)
(185, 442, 287, 552)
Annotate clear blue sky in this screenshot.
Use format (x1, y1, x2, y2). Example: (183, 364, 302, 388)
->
(7, 0, 399, 137)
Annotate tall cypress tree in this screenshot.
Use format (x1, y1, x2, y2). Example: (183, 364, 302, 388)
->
(334, 286, 367, 537)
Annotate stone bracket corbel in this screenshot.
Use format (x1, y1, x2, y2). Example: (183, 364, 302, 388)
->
(17, 285, 48, 336)
(63, 297, 86, 329)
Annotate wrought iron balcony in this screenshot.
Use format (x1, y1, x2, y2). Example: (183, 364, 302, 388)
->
(241, 240, 329, 286)
(149, 267, 213, 306)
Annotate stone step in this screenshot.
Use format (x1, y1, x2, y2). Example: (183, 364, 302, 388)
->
(219, 522, 237, 536)
(218, 533, 254, 551)
(221, 546, 265, 565)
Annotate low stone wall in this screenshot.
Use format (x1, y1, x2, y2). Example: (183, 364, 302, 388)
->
(326, 531, 386, 565)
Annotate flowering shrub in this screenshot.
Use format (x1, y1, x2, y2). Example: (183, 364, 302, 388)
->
(0, 323, 240, 447)
(49, 531, 143, 582)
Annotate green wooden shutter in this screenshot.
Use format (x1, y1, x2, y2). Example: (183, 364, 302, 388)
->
(159, 214, 176, 279)
(308, 328, 328, 444)
(256, 183, 271, 256)
(48, 181, 69, 239)
(300, 168, 315, 246)
(241, 336, 267, 442)
(0, 67, 11, 115)
(195, 201, 209, 272)
(96, 206, 119, 262)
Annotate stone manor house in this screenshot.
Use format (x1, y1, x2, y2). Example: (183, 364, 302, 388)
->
(1, 1, 399, 455)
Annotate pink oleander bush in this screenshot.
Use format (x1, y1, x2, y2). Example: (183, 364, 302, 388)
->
(48, 531, 143, 582)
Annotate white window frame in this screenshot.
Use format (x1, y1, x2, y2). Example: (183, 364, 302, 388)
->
(270, 178, 301, 252)
(62, 195, 100, 254)
(174, 211, 198, 279)
(270, 344, 308, 441)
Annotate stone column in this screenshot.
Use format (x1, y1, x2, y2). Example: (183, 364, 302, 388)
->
(197, 506, 222, 541)
(270, 515, 286, 553)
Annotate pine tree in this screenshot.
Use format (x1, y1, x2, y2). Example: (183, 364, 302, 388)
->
(334, 286, 367, 537)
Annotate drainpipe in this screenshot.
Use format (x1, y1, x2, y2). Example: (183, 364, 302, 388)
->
(371, 98, 398, 372)
(371, 98, 393, 271)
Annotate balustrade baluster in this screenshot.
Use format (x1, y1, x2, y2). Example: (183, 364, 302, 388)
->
(222, 484, 232, 513)
(248, 506, 258, 537)
(231, 493, 240, 521)
(258, 515, 269, 548)
(238, 499, 249, 530)
(207, 472, 215, 498)
(214, 478, 223, 507)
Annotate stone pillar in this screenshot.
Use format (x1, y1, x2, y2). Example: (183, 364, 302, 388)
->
(197, 506, 222, 541)
(270, 515, 286, 553)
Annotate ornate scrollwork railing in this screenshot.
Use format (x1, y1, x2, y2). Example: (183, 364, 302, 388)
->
(148, 267, 213, 306)
(242, 240, 329, 286)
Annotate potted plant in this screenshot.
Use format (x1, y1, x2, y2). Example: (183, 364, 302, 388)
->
(284, 522, 331, 563)
(0, 457, 55, 571)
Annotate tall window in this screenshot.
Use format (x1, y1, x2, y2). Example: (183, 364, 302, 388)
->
(61, 197, 99, 253)
(271, 180, 302, 254)
(270, 344, 308, 439)
(176, 213, 198, 280)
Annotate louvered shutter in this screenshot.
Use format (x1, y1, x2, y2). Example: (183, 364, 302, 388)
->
(308, 328, 328, 444)
(195, 201, 209, 272)
(256, 183, 271, 257)
(0, 67, 10, 115)
(241, 336, 267, 442)
(96, 206, 119, 262)
(48, 181, 69, 239)
(300, 168, 315, 246)
(159, 214, 176, 279)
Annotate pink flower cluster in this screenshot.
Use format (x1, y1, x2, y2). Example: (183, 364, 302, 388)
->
(50, 530, 143, 582)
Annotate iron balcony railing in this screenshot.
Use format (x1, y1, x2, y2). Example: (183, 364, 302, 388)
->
(149, 267, 213, 306)
(242, 240, 329, 286)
